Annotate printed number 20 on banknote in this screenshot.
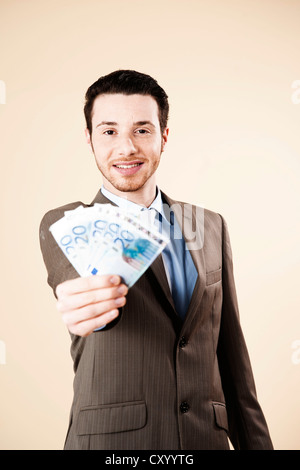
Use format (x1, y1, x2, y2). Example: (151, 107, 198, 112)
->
(49, 204, 169, 288)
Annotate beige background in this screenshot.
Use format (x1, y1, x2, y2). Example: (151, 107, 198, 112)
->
(0, 0, 299, 450)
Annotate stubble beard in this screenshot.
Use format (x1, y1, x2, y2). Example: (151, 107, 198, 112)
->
(96, 158, 160, 193)
(94, 145, 163, 194)
(91, 135, 164, 194)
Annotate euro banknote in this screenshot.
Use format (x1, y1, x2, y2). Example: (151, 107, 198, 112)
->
(49, 203, 169, 287)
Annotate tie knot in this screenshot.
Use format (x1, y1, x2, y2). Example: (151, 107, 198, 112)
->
(139, 207, 162, 231)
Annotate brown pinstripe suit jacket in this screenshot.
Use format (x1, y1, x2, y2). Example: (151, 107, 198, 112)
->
(39, 189, 273, 450)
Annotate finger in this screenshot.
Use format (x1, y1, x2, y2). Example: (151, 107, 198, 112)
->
(56, 274, 122, 299)
(61, 296, 127, 326)
(57, 283, 128, 313)
(68, 309, 120, 337)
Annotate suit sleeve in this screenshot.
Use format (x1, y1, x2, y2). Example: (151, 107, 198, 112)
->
(39, 205, 81, 297)
(217, 215, 273, 450)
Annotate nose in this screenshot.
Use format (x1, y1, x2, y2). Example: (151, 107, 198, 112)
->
(117, 135, 137, 156)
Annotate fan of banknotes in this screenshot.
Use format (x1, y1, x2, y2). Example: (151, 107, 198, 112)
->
(49, 203, 169, 288)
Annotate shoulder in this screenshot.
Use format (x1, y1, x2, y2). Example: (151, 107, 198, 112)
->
(40, 200, 88, 225)
(39, 200, 87, 239)
(161, 190, 224, 229)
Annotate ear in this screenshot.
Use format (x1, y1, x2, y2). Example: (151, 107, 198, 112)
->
(161, 127, 169, 152)
(85, 128, 94, 153)
(85, 128, 91, 144)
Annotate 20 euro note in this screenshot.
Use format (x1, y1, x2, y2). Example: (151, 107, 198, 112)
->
(49, 203, 169, 287)
(48, 206, 94, 275)
(49, 203, 122, 276)
(84, 212, 169, 287)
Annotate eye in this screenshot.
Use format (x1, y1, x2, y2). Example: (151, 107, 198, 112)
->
(103, 130, 116, 135)
(135, 128, 149, 135)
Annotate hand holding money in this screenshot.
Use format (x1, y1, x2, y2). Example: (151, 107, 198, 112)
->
(55, 274, 127, 337)
(50, 203, 169, 336)
(49, 203, 168, 285)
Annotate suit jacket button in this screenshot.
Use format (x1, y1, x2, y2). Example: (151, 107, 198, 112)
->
(180, 401, 190, 413)
(179, 336, 187, 348)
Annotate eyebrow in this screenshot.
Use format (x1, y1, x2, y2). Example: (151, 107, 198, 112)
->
(96, 121, 118, 128)
(95, 120, 156, 128)
(134, 121, 155, 128)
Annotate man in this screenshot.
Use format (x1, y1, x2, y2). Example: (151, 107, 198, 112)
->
(39, 70, 273, 450)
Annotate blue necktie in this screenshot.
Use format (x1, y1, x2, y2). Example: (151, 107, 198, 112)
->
(146, 208, 198, 320)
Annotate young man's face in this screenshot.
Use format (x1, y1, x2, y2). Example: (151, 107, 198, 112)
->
(86, 93, 168, 195)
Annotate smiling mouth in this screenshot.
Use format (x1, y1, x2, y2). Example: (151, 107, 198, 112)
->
(112, 161, 144, 176)
(113, 162, 143, 169)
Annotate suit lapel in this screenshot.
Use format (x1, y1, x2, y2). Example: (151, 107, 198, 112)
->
(90, 189, 112, 205)
(90, 189, 206, 328)
(149, 254, 175, 310)
(161, 192, 206, 328)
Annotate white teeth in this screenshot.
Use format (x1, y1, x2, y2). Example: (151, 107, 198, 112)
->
(115, 163, 141, 169)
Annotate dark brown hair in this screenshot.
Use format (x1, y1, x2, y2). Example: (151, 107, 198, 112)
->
(84, 70, 169, 135)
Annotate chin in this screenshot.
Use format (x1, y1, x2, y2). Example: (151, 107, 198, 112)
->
(112, 182, 145, 193)
(108, 174, 151, 193)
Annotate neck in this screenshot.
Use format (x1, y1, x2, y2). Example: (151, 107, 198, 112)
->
(103, 178, 157, 208)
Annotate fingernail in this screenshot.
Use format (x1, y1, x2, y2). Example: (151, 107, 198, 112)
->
(115, 297, 125, 305)
(117, 285, 127, 295)
(110, 309, 119, 318)
(110, 275, 120, 285)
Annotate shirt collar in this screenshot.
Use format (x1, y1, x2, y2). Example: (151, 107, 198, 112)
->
(100, 185, 171, 225)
